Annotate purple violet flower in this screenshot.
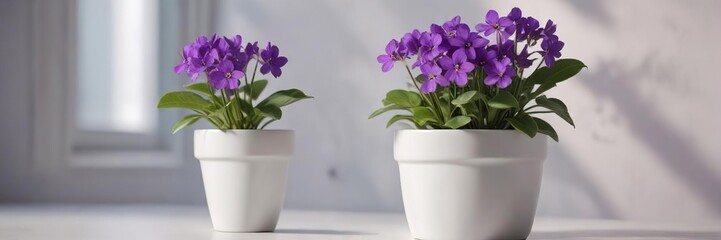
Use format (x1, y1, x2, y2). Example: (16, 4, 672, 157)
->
(438, 50, 474, 86)
(476, 10, 515, 40)
(377, 39, 403, 72)
(448, 24, 489, 60)
(260, 42, 288, 78)
(516, 45, 535, 69)
(474, 48, 497, 67)
(419, 32, 444, 63)
(516, 16, 542, 42)
(508, 7, 522, 22)
(245, 41, 259, 58)
(540, 36, 564, 67)
(542, 19, 557, 39)
(420, 63, 449, 93)
(484, 56, 516, 89)
(208, 60, 244, 90)
(401, 29, 421, 56)
(174, 44, 196, 75)
(189, 48, 219, 80)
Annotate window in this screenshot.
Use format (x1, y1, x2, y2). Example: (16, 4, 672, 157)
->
(74, 0, 161, 151)
(76, 0, 158, 134)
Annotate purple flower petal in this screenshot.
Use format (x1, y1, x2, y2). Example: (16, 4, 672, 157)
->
(484, 74, 499, 86)
(227, 78, 239, 89)
(260, 63, 271, 75)
(274, 56, 288, 67)
(270, 66, 282, 78)
(508, 7, 522, 21)
(174, 63, 187, 74)
(381, 61, 394, 72)
(459, 61, 475, 72)
(438, 56, 453, 70)
(451, 50, 467, 64)
(420, 79, 437, 93)
(486, 10, 499, 23)
(231, 70, 244, 80)
(498, 75, 512, 88)
(456, 72, 469, 86)
(385, 39, 398, 55)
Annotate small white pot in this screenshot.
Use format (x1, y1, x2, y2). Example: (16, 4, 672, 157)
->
(394, 130, 547, 240)
(194, 129, 293, 232)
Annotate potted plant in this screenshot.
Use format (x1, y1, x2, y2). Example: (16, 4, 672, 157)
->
(158, 34, 311, 232)
(370, 8, 585, 239)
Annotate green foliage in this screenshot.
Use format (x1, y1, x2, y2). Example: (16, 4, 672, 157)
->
(444, 116, 471, 129)
(506, 112, 538, 138)
(370, 58, 586, 141)
(384, 90, 422, 108)
(239, 79, 268, 100)
(158, 76, 312, 132)
(488, 91, 519, 109)
(171, 114, 202, 134)
(157, 91, 213, 111)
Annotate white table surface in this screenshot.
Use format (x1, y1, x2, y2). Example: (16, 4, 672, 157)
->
(0, 205, 719, 240)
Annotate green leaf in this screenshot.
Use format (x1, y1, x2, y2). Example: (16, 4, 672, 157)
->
(257, 89, 313, 108)
(545, 59, 586, 84)
(385, 89, 422, 108)
(533, 117, 559, 142)
(444, 115, 471, 129)
(184, 82, 215, 97)
(414, 74, 425, 83)
(410, 107, 437, 125)
(437, 98, 453, 119)
(386, 114, 418, 128)
(525, 67, 551, 85)
(255, 104, 282, 120)
(535, 95, 574, 127)
(239, 79, 268, 100)
(527, 59, 586, 85)
(506, 113, 538, 138)
(157, 91, 213, 111)
(171, 114, 202, 134)
(451, 91, 479, 106)
(369, 104, 408, 119)
(238, 98, 255, 116)
(488, 91, 519, 109)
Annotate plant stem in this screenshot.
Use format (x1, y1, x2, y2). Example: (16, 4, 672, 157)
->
(220, 90, 236, 128)
(249, 59, 259, 106)
(401, 60, 443, 123)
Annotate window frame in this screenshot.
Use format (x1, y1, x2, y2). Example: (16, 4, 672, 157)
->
(32, 0, 217, 170)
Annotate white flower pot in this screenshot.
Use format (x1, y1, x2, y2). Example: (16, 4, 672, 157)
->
(194, 129, 293, 232)
(394, 130, 547, 240)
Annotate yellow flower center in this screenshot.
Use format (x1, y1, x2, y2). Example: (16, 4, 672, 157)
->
(454, 65, 459, 70)
(429, 74, 436, 80)
(225, 72, 232, 78)
(497, 71, 503, 77)
(493, 23, 499, 29)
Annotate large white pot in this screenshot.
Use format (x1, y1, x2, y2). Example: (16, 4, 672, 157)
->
(394, 130, 547, 240)
(194, 129, 293, 232)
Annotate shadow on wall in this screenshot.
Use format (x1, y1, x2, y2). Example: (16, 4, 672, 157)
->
(540, 146, 620, 219)
(561, 0, 615, 27)
(582, 58, 721, 217)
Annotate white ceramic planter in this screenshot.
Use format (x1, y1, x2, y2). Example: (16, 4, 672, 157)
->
(394, 130, 547, 240)
(194, 129, 293, 232)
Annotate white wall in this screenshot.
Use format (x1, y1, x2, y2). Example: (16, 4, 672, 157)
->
(215, 0, 721, 221)
(0, 0, 34, 202)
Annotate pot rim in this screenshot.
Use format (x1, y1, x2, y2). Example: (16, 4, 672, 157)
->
(396, 129, 518, 132)
(195, 129, 293, 133)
